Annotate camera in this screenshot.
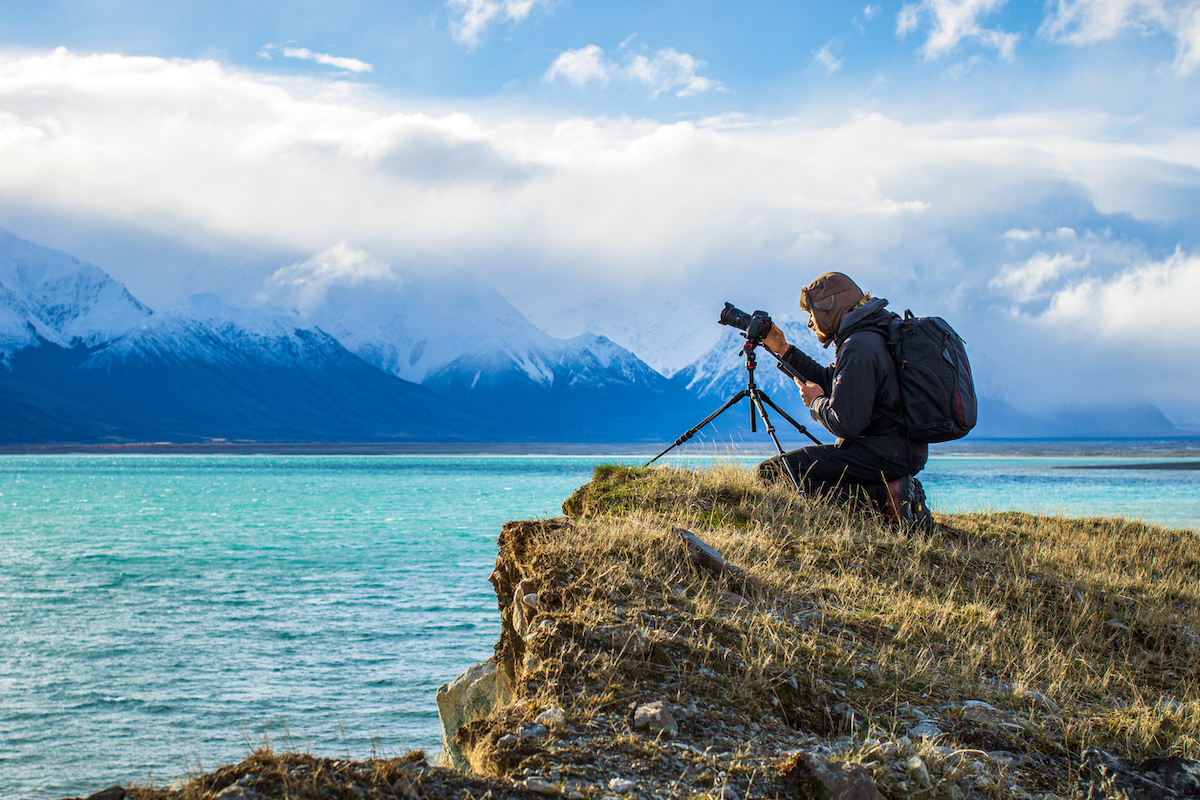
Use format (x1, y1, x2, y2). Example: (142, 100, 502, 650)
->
(719, 302, 774, 342)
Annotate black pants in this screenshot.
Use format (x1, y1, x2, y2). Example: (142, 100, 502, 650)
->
(757, 437, 928, 508)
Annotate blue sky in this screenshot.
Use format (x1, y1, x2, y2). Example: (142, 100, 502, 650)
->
(1, 0, 1199, 423)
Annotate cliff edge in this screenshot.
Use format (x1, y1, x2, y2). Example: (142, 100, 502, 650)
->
(436, 463, 1200, 799)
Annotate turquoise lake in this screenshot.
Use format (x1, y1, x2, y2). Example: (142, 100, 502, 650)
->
(2, 451, 1199, 798)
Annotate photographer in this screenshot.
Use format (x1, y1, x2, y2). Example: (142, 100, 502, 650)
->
(757, 272, 932, 529)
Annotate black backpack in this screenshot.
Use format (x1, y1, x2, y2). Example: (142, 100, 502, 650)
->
(886, 311, 977, 443)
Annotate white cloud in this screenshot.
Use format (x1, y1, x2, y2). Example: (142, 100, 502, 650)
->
(898, 0, 1020, 60)
(258, 44, 373, 73)
(1040, 248, 1200, 339)
(544, 44, 720, 98)
(1040, 0, 1200, 75)
(265, 242, 396, 316)
(991, 251, 1089, 302)
(864, 5, 883, 21)
(281, 47, 373, 74)
(447, 0, 546, 50)
(545, 45, 611, 88)
(813, 42, 844, 73)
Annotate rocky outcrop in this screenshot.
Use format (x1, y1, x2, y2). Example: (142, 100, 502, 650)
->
(436, 659, 514, 772)
(1083, 748, 1200, 799)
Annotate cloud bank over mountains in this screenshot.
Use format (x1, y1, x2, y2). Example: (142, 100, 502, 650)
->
(0, 7, 1198, 429)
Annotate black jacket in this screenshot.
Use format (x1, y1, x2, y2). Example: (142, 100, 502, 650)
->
(780, 298, 906, 443)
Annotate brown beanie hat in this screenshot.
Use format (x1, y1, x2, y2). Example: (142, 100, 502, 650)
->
(799, 272, 864, 344)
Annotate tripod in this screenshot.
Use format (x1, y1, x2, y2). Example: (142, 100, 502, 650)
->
(646, 336, 823, 492)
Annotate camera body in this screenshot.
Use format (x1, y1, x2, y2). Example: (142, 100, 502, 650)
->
(719, 302, 774, 342)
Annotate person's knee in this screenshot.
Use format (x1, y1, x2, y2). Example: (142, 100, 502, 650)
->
(756, 457, 784, 483)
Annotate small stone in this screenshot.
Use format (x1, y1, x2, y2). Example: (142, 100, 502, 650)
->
(713, 787, 739, 800)
(213, 787, 256, 800)
(567, 793, 585, 800)
(536, 707, 566, 727)
(525, 777, 562, 796)
(498, 733, 518, 746)
(908, 722, 943, 739)
(608, 777, 637, 794)
(986, 750, 1022, 766)
(906, 755, 932, 787)
(634, 700, 678, 737)
(523, 592, 540, 609)
(1155, 696, 1185, 715)
(832, 701, 865, 731)
(517, 723, 549, 740)
(999, 721, 1026, 732)
(524, 653, 542, 672)
(1105, 619, 1129, 631)
(699, 667, 718, 679)
(1021, 690, 1060, 714)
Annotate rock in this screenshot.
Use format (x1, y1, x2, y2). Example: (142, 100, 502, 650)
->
(1168, 623, 1200, 651)
(676, 529, 759, 595)
(213, 787, 257, 800)
(518, 722, 549, 740)
(908, 722, 943, 739)
(1082, 748, 1200, 799)
(962, 700, 1014, 726)
(60, 789, 126, 800)
(608, 777, 638, 794)
(435, 658, 514, 772)
(1106, 619, 1130, 632)
(832, 702, 865, 731)
(523, 592, 541, 610)
(714, 787, 740, 800)
(987, 751, 1023, 766)
(1155, 697, 1186, 715)
(536, 707, 567, 727)
(907, 755, 932, 788)
(780, 751, 887, 800)
(525, 777, 562, 796)
(634, 700, 678, 737)
(524, 653, 542, 672)
(1020, 689, 1061, 714)
(497, 734, 518, 747)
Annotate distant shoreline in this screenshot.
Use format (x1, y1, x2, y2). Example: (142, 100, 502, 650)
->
(2, 437, 1200, 457)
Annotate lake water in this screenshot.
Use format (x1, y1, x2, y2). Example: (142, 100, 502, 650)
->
(2, 450, 1199, 798)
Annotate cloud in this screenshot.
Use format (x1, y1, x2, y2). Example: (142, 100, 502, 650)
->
(991, 251, 1089, 303)
(281, 48, 373, 74)
(265, 243, 397, 316)
(0, 48, 1198, 411)
(258, 44, 373, 73)
(545, 44, 720, 98)
(1040, 0, 1200, 74)
(544, 44, 611, 88)
(813, 41, 844, 72)
(897, 0, 1020, 60)
(447, 0, 546, 50)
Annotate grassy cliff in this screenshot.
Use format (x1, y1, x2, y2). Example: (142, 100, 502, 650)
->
(124, 463, 1200, 800)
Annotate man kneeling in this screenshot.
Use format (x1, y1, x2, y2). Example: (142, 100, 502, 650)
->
(757, 272, 932, 530)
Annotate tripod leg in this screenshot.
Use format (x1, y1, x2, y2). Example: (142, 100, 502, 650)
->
(748, 389, 803, 493)
(645, 390, 750, 466)
(757, 390, 823, 445)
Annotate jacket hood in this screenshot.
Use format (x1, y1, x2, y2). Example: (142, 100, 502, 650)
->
(835, 297, 891, 345)
(800, 272, 864, 346)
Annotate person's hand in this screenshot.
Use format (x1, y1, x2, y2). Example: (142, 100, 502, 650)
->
(762, 324, 788, 355)
(794, 378, 825, 407)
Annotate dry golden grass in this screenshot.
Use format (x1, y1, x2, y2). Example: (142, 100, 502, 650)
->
(486, 462, 1200, 796)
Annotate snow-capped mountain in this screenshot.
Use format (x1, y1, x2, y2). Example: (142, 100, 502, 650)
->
(12, 292, 490, 442)
(261, 260, 701, 437)
(673, 317, 828, 401)
(0, 230, 150, 360)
